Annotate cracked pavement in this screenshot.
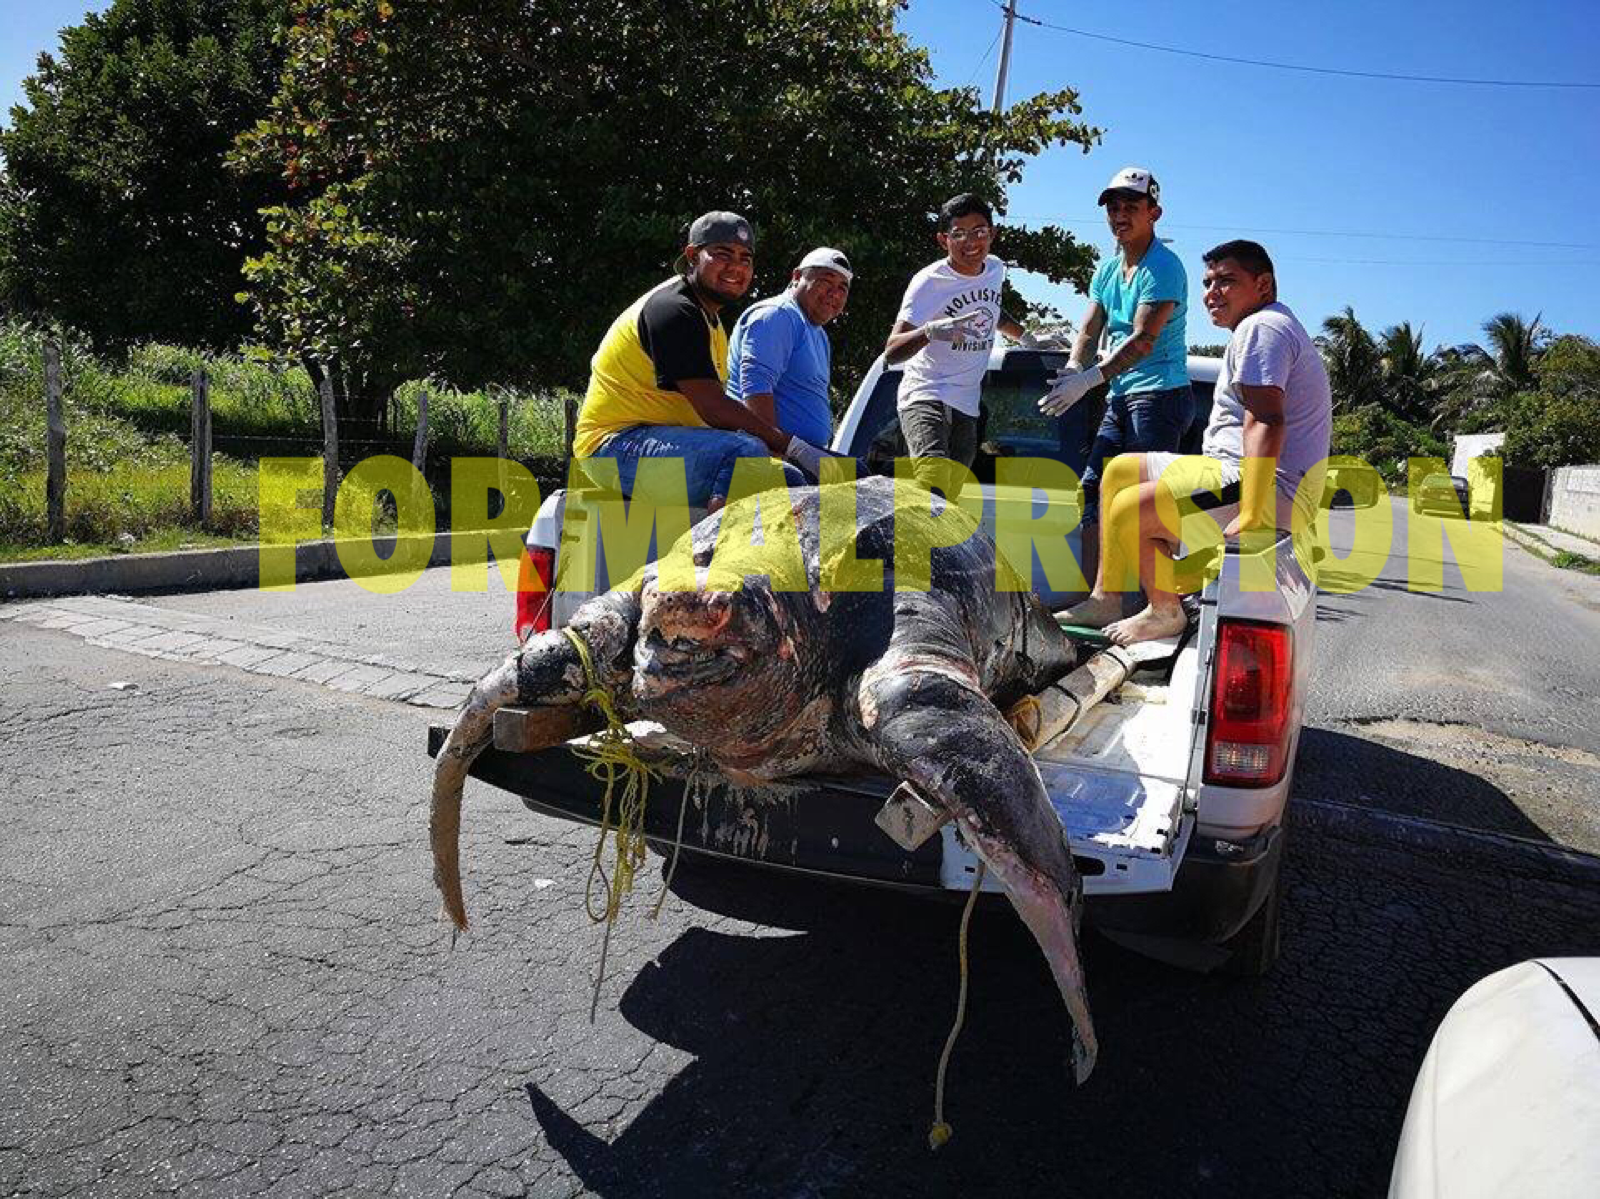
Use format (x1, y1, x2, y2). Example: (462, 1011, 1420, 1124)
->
(3, 509, 1599, 1197)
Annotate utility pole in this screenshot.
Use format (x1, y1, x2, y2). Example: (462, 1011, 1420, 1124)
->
(991, 0, 1018, 111)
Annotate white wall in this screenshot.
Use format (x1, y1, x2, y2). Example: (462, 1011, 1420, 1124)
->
(1451, 432, 1505, 478)
(1548, 466, 1600, 541)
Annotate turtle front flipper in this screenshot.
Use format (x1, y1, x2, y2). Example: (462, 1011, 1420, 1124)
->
(859, 654, 1098, 1084)
(431, 589, 642, 932)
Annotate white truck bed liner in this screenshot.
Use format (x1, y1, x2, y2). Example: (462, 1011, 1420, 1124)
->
(942, 643, 1202, 895)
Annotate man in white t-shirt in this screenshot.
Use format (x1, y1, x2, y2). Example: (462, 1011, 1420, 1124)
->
(884, 194, 1031, 492)
(1066, 240, 1332, 646)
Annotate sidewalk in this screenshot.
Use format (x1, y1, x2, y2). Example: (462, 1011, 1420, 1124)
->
(1505, 520, 1600, 564)
(0, 594, 475, 709)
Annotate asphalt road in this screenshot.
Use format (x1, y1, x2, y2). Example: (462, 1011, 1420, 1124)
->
(1302, 499, 1600, 851)
(2, 503, 1598, 1198)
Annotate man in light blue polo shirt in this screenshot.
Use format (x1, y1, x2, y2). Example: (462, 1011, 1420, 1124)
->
(1040, 166, 1191, 528)
(726, 247, 852, 448)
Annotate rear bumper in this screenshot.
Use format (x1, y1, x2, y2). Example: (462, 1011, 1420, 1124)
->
(429, 730, 1280, 939)
(1085, 823, 1283, 944)
(1413, 492, 1468, 516)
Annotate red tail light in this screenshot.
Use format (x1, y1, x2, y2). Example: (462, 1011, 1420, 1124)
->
(514, 544, 555, 642)
(1204, 620, 1293, 787)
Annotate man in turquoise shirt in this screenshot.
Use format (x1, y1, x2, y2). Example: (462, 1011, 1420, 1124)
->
(726, 247, 852, 448)
(1039, 166, 1191, 529)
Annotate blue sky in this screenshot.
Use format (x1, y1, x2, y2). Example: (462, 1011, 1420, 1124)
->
(898, 0, 1599, 348)
(5, 0, 1597, 348)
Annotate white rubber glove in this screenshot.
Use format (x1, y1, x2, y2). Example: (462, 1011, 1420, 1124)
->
(922, 312, 983, 342)
(783, 436, 827, 481)
(1037, 364, 1104, 417)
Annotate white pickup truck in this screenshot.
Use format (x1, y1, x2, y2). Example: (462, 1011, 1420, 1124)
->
(442, 349, 1317, 975)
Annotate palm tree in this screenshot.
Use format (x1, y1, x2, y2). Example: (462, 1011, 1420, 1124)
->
(1317, 307, 1385, 412)
(1379, 321, 1436, 422)
(1426, 343, 1497, 432)
(1481, 311, 1546, 397)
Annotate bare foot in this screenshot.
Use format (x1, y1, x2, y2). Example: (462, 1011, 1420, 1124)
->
(1105, 604, 1188, 647)
(1060, 592, 1128, 629)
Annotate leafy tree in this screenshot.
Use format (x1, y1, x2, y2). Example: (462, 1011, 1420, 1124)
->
(1425, 313, 1550, 435)
(1317, 307, 1385, 413)
(0, 0, 285, 350)
(1502, 335, 1600, 469)
(1480, 311, 1547, 398)
(1425, 342, 1498, 433)
(1187, 343, 1225, 358)
(1329, 406, 1446, 484)
(1377, 320, 1436, 423)
(231, 0, 1102, 423)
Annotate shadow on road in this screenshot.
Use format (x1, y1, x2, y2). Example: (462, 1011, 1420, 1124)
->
(1318, 568, 1475, 603)
(1295, 725, 1551, 842)
(521, 799, 1600, 1198)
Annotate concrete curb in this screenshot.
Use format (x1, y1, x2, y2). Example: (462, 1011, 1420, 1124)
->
(0, 529, 516, 599)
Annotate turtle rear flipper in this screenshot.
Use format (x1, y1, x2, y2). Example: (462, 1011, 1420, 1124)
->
(860, 660, 1098, 1084)
(431, 591, 641, 932)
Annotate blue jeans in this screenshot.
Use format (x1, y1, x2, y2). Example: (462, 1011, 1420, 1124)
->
(1077, 384, 1195, 523)
(585, 424, 804, 506)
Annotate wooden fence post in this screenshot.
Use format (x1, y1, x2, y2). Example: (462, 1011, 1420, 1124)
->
(411, 387, 429, 474)
(190, 367, 212, 527)
(496, 393, 511, 518)
(411, 388, 430, 520)
(44, 341, 66, 543)
(563, 395, 577, 459)
(319, 371, 339, 531)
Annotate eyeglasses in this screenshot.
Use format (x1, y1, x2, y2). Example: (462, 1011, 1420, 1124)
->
(945, 225, 993, 243)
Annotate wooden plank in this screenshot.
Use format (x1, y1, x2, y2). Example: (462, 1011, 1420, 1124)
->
(190, 367, 212, 526)
(492, 705, 603, 753)
(44, 342, 66, 543)
(319, 370, 339, 530)
(874, 781, 949, 851)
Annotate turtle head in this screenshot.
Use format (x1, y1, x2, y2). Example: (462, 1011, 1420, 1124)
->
(633, 579, 812, 750)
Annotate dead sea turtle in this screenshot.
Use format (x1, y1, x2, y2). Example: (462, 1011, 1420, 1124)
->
(431, 475, 1098, 1079)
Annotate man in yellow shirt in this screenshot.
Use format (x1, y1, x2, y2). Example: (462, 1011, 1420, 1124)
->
(574, 211, 825, 509)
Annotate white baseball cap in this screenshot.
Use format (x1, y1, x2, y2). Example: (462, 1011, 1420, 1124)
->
(796, 247, 853, 283)
(1098, 166, 1160, 205)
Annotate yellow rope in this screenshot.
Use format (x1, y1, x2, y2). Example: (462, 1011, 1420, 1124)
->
(929, 859, 986, 1151)
(561, 627, 662, 1022)
(650, 752, 704, 920)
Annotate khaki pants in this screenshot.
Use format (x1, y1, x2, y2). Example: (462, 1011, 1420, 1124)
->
(899, 398, 978, 495)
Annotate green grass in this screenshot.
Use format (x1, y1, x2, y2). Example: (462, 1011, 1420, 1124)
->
(1553, 549, 1600, 575)
(0, 318, 574, 559)
(2, 456, 262, 547)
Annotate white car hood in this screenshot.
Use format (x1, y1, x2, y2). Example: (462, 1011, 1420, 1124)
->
(1389, 958, 1600, 1199)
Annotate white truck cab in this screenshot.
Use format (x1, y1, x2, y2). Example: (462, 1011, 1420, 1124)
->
(482, 349, 1313, 975)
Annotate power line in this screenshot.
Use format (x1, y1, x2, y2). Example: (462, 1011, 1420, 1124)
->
(962, 25, 1003, 89)
(1056, 217, 1600, 252)
(1279, 256, 1600, 268)
(993, 3, 1599, 91)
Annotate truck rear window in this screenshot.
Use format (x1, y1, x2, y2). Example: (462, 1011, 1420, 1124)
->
(848, 361, 1096, 483)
